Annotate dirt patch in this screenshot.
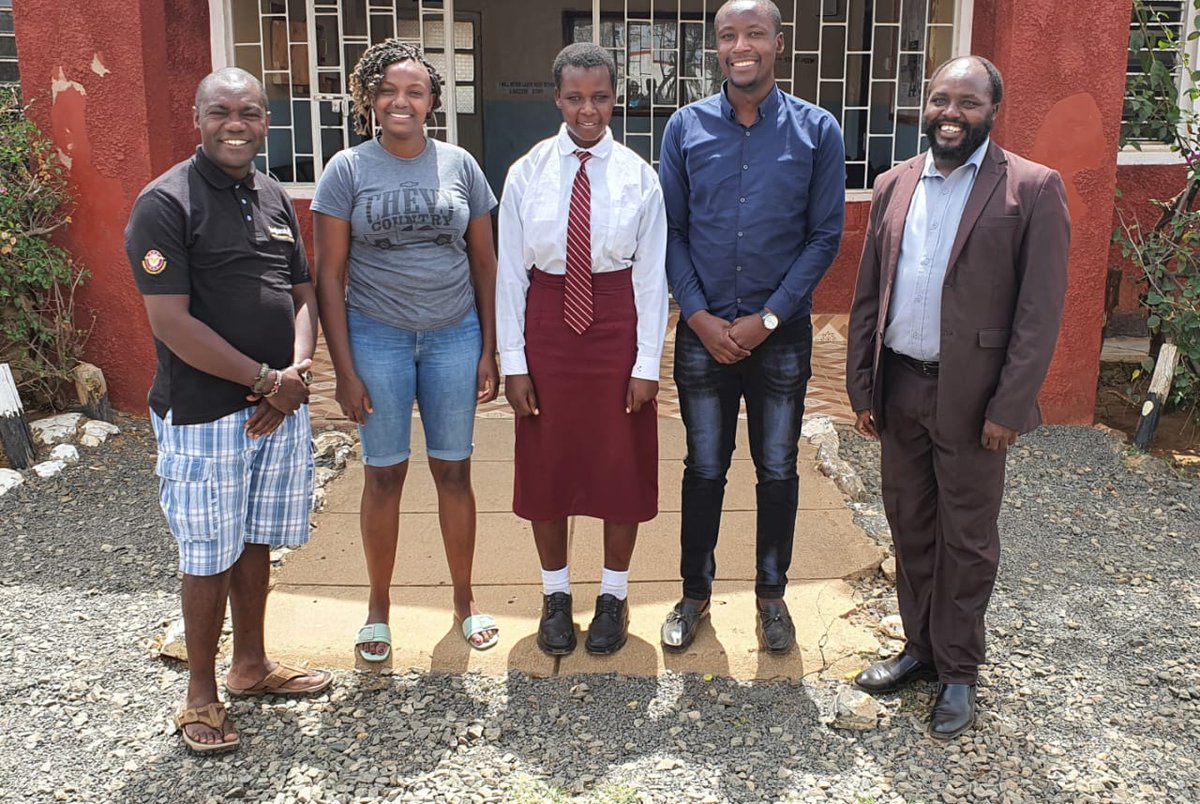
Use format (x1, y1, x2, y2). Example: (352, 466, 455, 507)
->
(1094, 362, 1200, 476)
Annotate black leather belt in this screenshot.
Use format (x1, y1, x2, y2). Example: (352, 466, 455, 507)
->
(886, 348, 939, 376)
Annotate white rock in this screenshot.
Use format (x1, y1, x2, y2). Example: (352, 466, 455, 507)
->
(32, 460, 66, 478)
(801, 415, 836, 438)
(830, 688, 883, 730)
(50, 444, 80, 463)
(0, 468, 24, 495)
(80, 435, 102, 448)
(29, 413, 84, 445)
(880, 614, 906, 641)
(82, 419, 120, 437)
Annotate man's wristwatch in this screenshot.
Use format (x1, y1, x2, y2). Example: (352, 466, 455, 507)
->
(759, 308, 779, 331)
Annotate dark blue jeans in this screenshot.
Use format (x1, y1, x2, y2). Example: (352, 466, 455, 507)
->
(674, 316, 812, 600)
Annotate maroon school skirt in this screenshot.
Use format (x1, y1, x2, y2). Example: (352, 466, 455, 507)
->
(513, 268, 658, 523)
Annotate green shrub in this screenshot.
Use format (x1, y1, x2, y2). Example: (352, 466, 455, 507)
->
(0, 87, 90, 410)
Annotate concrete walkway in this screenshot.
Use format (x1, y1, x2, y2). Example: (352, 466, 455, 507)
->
(267, 414, 887, 683)
(266, 314, 890, 681)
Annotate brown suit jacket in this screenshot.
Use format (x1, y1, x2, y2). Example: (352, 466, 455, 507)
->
(846, 142, 1070, 444)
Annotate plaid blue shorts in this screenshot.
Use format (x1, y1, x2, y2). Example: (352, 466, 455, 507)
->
(150, 406, 314, 576)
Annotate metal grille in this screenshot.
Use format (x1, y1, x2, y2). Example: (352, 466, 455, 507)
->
(0, 0, 19, 87)
(229, 0, 470, 185)
(1123, 0, 1191, 143)
(575, 0, 961, 189)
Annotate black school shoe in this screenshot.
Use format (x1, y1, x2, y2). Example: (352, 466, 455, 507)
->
(537, 592, 576, 655)
(585, 594, 629, 654)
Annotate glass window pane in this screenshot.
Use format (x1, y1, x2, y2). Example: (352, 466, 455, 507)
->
(345, 43, 366, 75)
(0, 11, 14, 34)
(873, 26, 898, 78)
(267, 82, 292, 126)
(819, 80, 842, 117)
(926, 27, 954, 75)
(232, 3, 261, 44)
(370, 14, 394, 42)
(794, 55, 819, 102)
(848, 0, 871, 50)
(454, 21, 474, 50)
(846, 162, 866, 189)
(929, 0, 954, 24)
(844, 109, 867, 160)
(820, 26, 846, 79)
(869, 81, 895, 133)
(397, 19, 420, 41)
(0, 37, 15, 59)
(315, 15, 338, 67)
(900, 0, 926, 51)
(235, 46, 264, 81)
(895, 109, 921, 159)
(876, 0, 901, 24)
(898, 53, 924, 105)
(423, 20, 445, 49)
(342, 3, 367, 38)
(456, 84, 475, 115)
(795, 0, 821, 50)
(869, 135, 894, 180)
(845, 54, 870, 105)
(293, 100, 313, 152)
(0, 60, 18, 83)
(454, 53, 474, 82)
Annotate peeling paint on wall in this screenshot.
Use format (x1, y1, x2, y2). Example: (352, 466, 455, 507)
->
(90, 54, 110, 77)
(50, 66, 86, 101)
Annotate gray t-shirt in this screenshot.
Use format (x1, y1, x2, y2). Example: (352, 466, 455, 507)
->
(311, 138, 497, 330)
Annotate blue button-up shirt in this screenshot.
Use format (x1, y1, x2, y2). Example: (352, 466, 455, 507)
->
(884, 138, 990, 362)
(658, 84, 845, 324)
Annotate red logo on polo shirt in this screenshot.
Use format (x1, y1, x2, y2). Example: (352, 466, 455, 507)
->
(142, 249, 167, 275)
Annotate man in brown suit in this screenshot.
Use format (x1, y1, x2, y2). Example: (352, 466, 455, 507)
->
(845, 56, 1069, 739)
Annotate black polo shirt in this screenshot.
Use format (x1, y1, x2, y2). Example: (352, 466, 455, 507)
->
(125, 147, 310, 425)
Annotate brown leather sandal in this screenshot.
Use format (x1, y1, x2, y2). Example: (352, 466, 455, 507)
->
(225, 662, 333, 697)
(175, 702, 240, 754)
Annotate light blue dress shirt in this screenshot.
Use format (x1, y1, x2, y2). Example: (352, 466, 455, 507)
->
(884, 138, 990, 362)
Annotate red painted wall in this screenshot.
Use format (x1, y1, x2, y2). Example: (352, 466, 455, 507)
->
(811, 201, 869, 313)
(972, 0, 1132, 424)
(1110, 162, 1188, 315)
(12, 0, 209, 415)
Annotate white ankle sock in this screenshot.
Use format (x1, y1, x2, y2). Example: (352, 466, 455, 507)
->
(600, 567, 629, 600)
(541, 566, 570, 596)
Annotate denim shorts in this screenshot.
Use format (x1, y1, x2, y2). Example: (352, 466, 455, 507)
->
(348, 306, 481, 466)
(150, 406, 314, 576)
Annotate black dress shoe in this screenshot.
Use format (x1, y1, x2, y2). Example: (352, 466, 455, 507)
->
(929, 683, 976, 740)
(854, 653, 939, 693)
(585, 594, 629, 654)
(537, 592, 576, 655)
(756, 599, 795, 654)
(661, 600, 709, 652)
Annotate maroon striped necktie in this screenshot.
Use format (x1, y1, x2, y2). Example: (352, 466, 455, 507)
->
(564, 150, 593, 335)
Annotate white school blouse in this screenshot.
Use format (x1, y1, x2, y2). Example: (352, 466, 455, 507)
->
(496, 124, 669, 381)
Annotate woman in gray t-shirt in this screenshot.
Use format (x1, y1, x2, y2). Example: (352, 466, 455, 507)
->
(313, 40, 500, 659)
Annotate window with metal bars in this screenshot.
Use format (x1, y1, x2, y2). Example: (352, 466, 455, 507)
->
(0, 0, 18, 88)
(1123, 0, 1193, 145)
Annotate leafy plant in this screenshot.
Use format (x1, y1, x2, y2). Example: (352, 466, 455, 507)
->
(0, 87, 90, 409)
(1114, 0, 1200, 407)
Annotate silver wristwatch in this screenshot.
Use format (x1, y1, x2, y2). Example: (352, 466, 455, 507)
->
(760, 308, 779, 331)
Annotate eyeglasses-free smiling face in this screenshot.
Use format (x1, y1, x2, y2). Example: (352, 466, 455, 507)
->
(555, 65, 615, 148)
(923, 59, 998, 168)
(715, 1, 784, 94)
(373, 60, 436, 144)
(194, 82, 269, 179)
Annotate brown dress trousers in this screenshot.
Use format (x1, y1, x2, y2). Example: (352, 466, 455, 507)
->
(847, 142, 1070, 684)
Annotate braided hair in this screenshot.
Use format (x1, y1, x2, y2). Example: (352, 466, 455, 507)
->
(349, 38, 443, 136)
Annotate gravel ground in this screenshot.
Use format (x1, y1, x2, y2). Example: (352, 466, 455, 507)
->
(0, 421, 1197, 803)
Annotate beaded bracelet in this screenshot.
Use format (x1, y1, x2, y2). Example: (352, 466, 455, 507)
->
(250, 362, 271, 395)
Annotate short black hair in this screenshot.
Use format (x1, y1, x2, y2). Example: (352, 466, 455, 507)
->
(553, 43, 618, 91)
(195, 67, 268, 109)
(929, 55, 1004, 105)
(716, 0, 783, 35)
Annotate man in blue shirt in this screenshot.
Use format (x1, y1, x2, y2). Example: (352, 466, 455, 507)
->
(658, 0, 845, 654)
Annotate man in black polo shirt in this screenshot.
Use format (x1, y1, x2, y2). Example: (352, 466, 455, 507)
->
(126, 67, 331, 754)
